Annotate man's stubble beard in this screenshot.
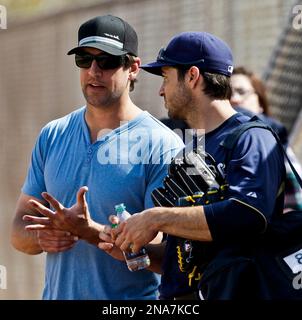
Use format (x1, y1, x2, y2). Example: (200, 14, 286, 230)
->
(83, 87, 121, 109)
(167, 83, 193, 120)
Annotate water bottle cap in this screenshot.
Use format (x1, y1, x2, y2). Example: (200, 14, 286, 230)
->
(114, 203, 126, 214)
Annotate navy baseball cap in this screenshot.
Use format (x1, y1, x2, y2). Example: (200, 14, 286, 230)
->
(141, 32, 233, 76)
(67, 15, 138, 56)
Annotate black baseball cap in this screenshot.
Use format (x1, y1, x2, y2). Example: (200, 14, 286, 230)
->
(141, 32, 233, 76)
(67, 15, 138, 56)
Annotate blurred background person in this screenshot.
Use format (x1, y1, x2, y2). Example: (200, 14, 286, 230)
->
(230, 66, 302, 211)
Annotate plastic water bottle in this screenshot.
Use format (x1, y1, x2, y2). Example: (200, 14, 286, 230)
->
(114, 203, 150, 272)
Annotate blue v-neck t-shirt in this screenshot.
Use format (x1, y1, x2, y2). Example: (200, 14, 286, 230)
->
(22, 106, 184, 300)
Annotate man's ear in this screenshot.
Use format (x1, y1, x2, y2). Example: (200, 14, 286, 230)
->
(187, 66, 200, 88)
(128, 57, 141, 81)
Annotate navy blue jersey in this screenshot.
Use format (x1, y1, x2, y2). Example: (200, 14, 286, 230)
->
(159, 113, 286, 299)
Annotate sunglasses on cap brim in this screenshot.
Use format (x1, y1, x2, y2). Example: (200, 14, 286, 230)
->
(75, 53, 127, 70)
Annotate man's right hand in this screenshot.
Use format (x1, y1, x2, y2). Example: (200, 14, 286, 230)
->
(23, 186, 104, 246)
(37, 229, 79, 253)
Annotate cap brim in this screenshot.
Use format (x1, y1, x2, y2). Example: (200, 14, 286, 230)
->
(140, 61, 175, 76)
(67, 43, 128, 56)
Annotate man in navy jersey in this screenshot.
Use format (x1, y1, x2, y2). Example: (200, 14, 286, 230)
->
(112, 32, 286, 299)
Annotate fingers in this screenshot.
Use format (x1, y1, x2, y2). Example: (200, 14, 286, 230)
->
(23, 215, 51, 225)
(113, 231, 132, 252)
(109, 216, 120, 237)
(111, 221, 125, 240)
(109, 219, 136, 251)
(112, 227, 144, 253)
(129, 243, 142, 254)
(76, 186, 88, 208)
(37, 229, 78, 253)
(109, 215, 119, 225)
(38, 229, 78, 241)
(40, 229, 71, 237)
(42, 192, 64, 212)
(98, 242, 114, 251)
(97, 242, 125, 261)
(28, 200, 55, 218)
(99, 230, 112, 243)
(99, 224, 115, 243)
(103, 225, 112, 235)
(120, 240, 132, 253)
(25, 224, 50, 231)
(117, 238, 141, 254)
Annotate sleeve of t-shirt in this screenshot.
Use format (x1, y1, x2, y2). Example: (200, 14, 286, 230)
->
(204, 127, 285, 241)
(21, 127, 48, 200)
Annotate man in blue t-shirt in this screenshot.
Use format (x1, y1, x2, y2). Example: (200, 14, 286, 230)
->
(112, 32, 285, 299)
(10, 15, 183, 300)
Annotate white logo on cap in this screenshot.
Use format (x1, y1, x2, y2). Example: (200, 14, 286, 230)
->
(79, 36, 123, 49)
(228, 65, 234, 73)
(247, 191, 257, 198)
(104, 33, 120, 40)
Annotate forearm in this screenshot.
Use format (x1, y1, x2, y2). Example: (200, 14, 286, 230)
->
(11, 219, 43, 255)
(147, 206, 212, 241)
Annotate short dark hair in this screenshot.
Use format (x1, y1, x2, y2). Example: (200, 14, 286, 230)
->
(124, 55, 137, 92)
(176, 66, 232, 99)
